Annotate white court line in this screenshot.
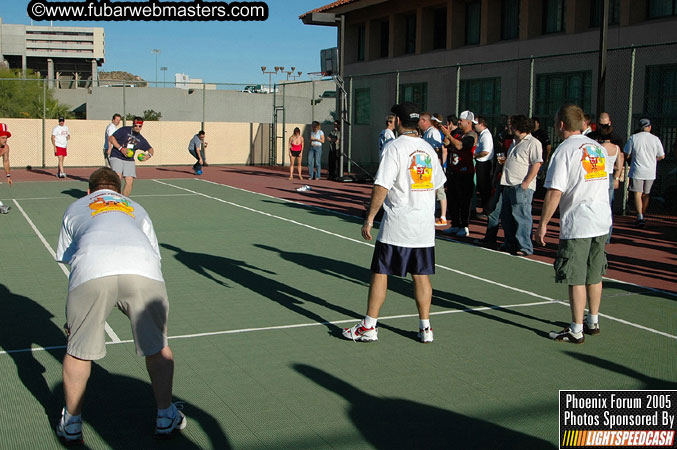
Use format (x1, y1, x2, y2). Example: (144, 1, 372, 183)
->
(0, 300, 554, 355)
(197, 178, 677, 298)
(9, 193, 198, 201)
(11, 200, 121, 344)
(154, 180, 677, 341)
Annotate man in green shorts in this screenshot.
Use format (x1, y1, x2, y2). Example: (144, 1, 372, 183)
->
(537, 104, 611, 344)
(54, 167, 185, 443)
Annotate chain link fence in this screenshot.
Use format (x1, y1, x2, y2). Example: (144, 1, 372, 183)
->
(341, 41, 677, 216)
(0, 76, 336, 169)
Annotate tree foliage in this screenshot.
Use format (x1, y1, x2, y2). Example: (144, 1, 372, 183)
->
(125, 110, 162, 121)
(0, 69, 72, 119)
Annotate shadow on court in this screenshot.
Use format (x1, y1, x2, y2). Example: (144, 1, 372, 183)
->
(161, 243, 369, 336)
(61, 188, 87, 199)
(0, 284, 65, 424)
(563, 352, 677, 390)
(52, 363, 232, 449)
(156, 167, 197, 176)
(293, 364, 556, 450)
(26, 167, 88, 182)
(254, 245, 561, 340)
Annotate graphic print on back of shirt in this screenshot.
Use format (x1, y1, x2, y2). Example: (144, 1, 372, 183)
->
(580, 143, 607, 181)
(89, 194, 135, 218)
(408, 151, 434, 190)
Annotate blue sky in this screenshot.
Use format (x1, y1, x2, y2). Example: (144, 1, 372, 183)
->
(2, 1, 336, 85)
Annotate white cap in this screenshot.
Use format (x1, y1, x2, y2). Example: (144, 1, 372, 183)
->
(459, 110, 478, 124)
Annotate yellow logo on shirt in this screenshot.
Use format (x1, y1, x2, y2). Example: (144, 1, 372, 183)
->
(408, 151, 434, 190)
(580, 144, 607, 181)
(89, 194, 135, 217)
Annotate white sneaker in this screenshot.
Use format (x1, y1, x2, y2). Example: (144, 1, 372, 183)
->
(56, 407, 83, 445)
(0, 205, 10, 214)
(417, 327, 434, 343)
(155, 403, 187, 438)
(455, 227, 469, 237)
(342, 322, 378, 342)
(61, 172, 67, 178)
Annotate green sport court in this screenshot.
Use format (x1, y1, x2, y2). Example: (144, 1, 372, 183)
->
(0, 174, 675, 449)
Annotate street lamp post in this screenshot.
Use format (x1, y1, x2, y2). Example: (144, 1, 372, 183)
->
(261, 66, 280, 93)
(160, 66, 167, 87)
(151, 49, 161, 87)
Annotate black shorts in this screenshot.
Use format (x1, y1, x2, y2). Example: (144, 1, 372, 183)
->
(370, 241, 435, 276)
(291, 150, 301, 158)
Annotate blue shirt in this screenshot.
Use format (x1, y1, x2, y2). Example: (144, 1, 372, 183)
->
(110, 126, 151, 161)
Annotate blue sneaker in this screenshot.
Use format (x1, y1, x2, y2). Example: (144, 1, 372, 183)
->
(155, 403, 187, 439)
(194, 170, 202, 175)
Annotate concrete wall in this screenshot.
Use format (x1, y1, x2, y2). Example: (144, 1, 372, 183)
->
(1, 118, 309, 168)
(50, 80, 338, 126)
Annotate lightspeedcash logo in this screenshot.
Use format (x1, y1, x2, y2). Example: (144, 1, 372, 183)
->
(27, 0, 269, 22)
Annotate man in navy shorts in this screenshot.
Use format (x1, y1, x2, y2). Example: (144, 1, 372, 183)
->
(343, 102, 446, 343)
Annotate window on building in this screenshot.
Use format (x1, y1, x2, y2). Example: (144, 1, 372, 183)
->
(433, 7, 447, 50)
(354, 88, 371, 125)
(648, 0, 677, 18)
(380, 20, 389, 58)
(645, 64, 677, 115)
(399, 83, 427, 112)
(543, 0, 566, 34)
(501, 0, 520, 40)
(590, 0, 620, 26)
(459, 78, 502, 117)
(466, 1, 481, 45)
(357, 24, 366, 62)
(405, 14, 417, 54)
(535, 71, 592, 118)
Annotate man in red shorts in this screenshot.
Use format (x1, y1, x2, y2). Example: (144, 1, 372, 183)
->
(51, 116, 70, 178)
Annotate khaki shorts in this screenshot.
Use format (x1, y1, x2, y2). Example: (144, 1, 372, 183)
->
(554, 235, 608, 286)
(65, 275, 169, 360)
(629, 178, 654, 194)
(436, 186, 446, 201)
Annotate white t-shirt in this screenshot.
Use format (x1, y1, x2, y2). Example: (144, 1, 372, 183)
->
(500, 134, 543, 190)
(56, 189, 164, 291)
(624, 131, 665, 180)
(310, 129, 324, 148)
(104, 122, 118, 150)
(379, 128, 396, 160)
(475, 128, 494, 162)
(373, 135, 447, 248)
(544, 134, 611, 240)
(52, 125, 70, 148)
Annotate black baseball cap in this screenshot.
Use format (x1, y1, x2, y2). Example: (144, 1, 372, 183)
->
(391, 102, 420, 127)
(58, 116, 65, 122)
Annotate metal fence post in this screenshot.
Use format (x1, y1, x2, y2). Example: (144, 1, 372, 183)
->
(42, 79, 46, 168)
(455, 64, 461, 116)
(122, 83, 127, 126)
(396, 71, 400, 104)
(282, 83, 286, 167)
(622, 46, 636, 216)
(348, 76, 353, 173)
(201, 83, 206, 130)
(311, 79, 315, 122)
(529, 56, 535, 118)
